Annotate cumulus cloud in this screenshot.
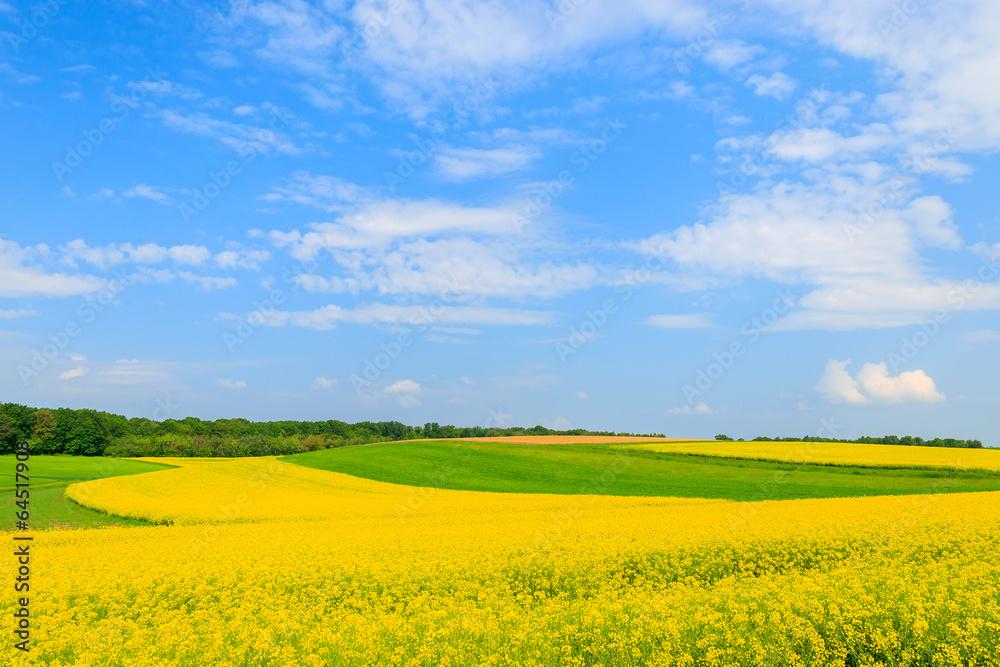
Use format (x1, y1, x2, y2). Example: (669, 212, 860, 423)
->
(815, 360, 868, 405)
(817, 359, 945, 405)
(216, 378, 247, 389)
(311, 376, 336, 389)
(1, 240, 107, 298)
(385, 379, 421, 395)
(384, 379, 421, 407)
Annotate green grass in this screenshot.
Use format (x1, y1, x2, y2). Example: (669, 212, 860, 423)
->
(0, 455, 175, 531)
(282, 440, 1000, 501)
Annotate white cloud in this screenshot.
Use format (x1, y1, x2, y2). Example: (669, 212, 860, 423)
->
(763, 0, 1000, 152)
(59, 239, 267, 273)
(232, 302, 555, 330)
(962, 330, 1000, 343)
(222, 0, 707, 111)
(0, 308, 39, 319)
(577, 391, 588, 399)
(311, 376, 336, 389)
(216, 378, 247, 389)
(644, 313, 716, 329)
(745, 72, 797, 100)
(817, 359, 945, 405)
(265, 192, 520, 255)
(385, 379, 421, 394)
(177, 271, 237, 291)
(816, 360, 868, 405)
(435, 145, 542, 181)
(168, 245, 212, 265)
(59, 366, 89, 380)
(214, 249, 271, 270)
(158, 109, 303, 155)
(0, 240, 107, 298)
(385, 379, 422, 407)
(667, 402, 713, 415)
(263, 178, 599, 302)
(703, 40, 765, 70)
(637, 167, 999, 331)
(539, 416, 573, 430)
(262, 171, 370, 212)
(123, 184, 170, 203)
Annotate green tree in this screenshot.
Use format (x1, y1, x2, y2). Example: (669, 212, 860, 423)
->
(0, 414, 18, 453)
(31, 409, 58, 452)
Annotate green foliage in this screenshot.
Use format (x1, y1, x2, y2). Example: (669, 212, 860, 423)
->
(0, 401, 983, 458)
(283, 440, 1000, 502)
(748, 434, 985, 448)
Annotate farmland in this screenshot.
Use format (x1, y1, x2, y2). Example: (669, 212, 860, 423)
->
(0, 455, 173, 531)
(617, 440, 1000, 471)
(283, 439, 1000, 500)
(4, 439, 1000, 665)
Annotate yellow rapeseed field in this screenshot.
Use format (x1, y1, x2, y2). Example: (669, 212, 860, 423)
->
(8, 456, 1000, 666)
(618, 440, 1000, 472)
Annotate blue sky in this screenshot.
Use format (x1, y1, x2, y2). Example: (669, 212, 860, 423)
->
(1, 0, 998, 443)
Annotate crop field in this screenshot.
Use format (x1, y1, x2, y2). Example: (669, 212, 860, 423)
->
(616, 441, 1000, 472)
(5, 440, 1000, 666)
(284, 439, 1000, 500)
(0, 456, 173, 531)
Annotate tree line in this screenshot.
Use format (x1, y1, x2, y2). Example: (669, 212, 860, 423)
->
(0, 402, 665, 457)
(713, 433, 984, 448)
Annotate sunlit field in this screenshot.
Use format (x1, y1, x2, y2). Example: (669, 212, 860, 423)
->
(6, 439, 1000, 666)
(617, 440, 1000, 472)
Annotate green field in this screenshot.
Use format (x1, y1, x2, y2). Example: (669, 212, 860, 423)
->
(0, 455, 174, 531)
(282, 440, 1000, 501)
